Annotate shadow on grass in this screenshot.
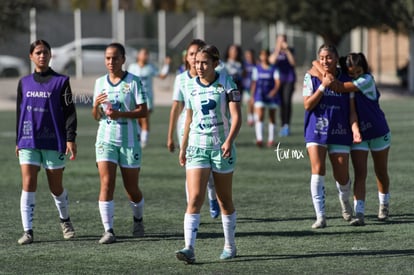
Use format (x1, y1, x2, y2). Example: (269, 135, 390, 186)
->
(233, 248, 414, 262)
(190, 249, 414, 265)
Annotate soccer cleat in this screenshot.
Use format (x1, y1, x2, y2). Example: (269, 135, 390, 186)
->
(18, 230, 33, 245)
(339, 199, 353, 221)
(175, 247, 195, 264)
(220, 248, 237, 260)
(311, 216, 327, 229)
(350, 212, 365, 226)
(60, 221, 75, 239)
(279, 124, 290, 137)
(378, 204, 389, 221)
(132, 218, 145, 237)
(267, 141, 275, 148)
(256, 140, 263, 148)
(209, 199, 220, 219)
(99, 230, 116, 244)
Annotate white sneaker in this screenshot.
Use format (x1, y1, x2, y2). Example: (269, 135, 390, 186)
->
(378, 204, 389, 221)
(60, 221, 75, 239)
(99, 230, 116, 244)
(18, 231, 33, 245)
(339, 199, 353, 221)
(312, 216, 327, 229)
(350, 212, 365, 226)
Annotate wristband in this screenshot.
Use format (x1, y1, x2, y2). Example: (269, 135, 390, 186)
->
(318, 84, 325, 93)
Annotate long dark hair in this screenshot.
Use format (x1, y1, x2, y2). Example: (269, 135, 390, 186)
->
(185, 39, 206, 70)
(317, 44, 339, 59)
(345, 52, 370, 74)
(30, 39, 51, 54)
(198, 45, 220, 62)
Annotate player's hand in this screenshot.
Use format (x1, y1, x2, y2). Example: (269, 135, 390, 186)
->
(66, 142, 77, 160)
(221, 141, 232, 159)
(105, 109, 121, 120)
(179, 148, 186, 166)
(15, 146, 19, 157)
(353, 132, 362, 144)
(167, 139, 175, 152)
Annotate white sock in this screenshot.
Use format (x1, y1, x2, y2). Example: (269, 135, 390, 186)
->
(378, 192, 390, 205)
(130, 198, 144, 220)
(255, 121, 263, 141)
(207, 173, 216, 201)
(336, 179, 351, 202)
(247, 114, 254, 122)
(184, 213, 200, 250)
(99, 200, 114, 232)
(310, 174, 325, 218)
(185, 180, 189, 203)
(221, 211, 237, 250)
(268, 123, 275, 143)
(141, 130, 149, 144)
(52, 189, 69, 220)
(20, 191, 35, 231)
(354, 199, 365, 214)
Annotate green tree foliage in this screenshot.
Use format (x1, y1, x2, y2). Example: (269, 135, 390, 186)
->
(201, 0, 414, 46)
(0, 0, 33, 41)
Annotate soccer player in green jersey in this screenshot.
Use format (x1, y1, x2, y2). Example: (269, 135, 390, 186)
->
(175, 45, 242, 264)
(92, 43, 148, 244)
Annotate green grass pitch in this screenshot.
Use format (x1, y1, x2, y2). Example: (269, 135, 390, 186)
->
(0, 98, 413, 274)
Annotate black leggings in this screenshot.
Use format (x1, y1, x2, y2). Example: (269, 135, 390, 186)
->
(279, 81, 295, 126)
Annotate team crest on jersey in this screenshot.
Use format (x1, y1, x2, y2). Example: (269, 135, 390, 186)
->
(216, 84, 225, 94)
(122, 84, 131, 93)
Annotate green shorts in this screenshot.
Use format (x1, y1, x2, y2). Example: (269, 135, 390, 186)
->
(146, 92, 154, 111)
(351, 132, 391, 152)
(306, 142, 351, 154)
(96, 142, 142, 168)
(18, 148, 66, 169)
(185, 146, 236, 173)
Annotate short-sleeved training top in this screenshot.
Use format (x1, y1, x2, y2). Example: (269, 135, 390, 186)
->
(351, 73, 389, 140)
(252, 64, 280, 104)
(186, 72, 239, 150)
(128, 63, 158, 97)
(172, 70, 192, 128)
(93, 72, 146, 147)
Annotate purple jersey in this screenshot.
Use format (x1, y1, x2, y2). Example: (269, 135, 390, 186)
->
(353, 74, 390, 140)
(304, 72, 353, 145)
(242, 61, 255, 91)
(252, 64, 280, 105)
(17, 73, 68, 153)
(275, 48, 296, 83)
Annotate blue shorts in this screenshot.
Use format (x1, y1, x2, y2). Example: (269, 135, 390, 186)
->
(185, 146, 236, 173)
(306, 142, 351, 154)
(351, 132, 391, 152)
(96, 142, 141, 168)
(18, 148, 66, 169)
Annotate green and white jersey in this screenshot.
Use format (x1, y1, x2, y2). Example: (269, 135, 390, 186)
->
(173, 71, 192, 137)
(93, 72, 146, 147)
(127, 63, 158, 97)
(186, 72, 238, 150)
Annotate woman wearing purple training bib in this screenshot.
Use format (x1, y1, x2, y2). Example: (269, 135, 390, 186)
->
(303, 44, 354, 229)
(15, 40, 77, 245)
(310, 53, 391, 226)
